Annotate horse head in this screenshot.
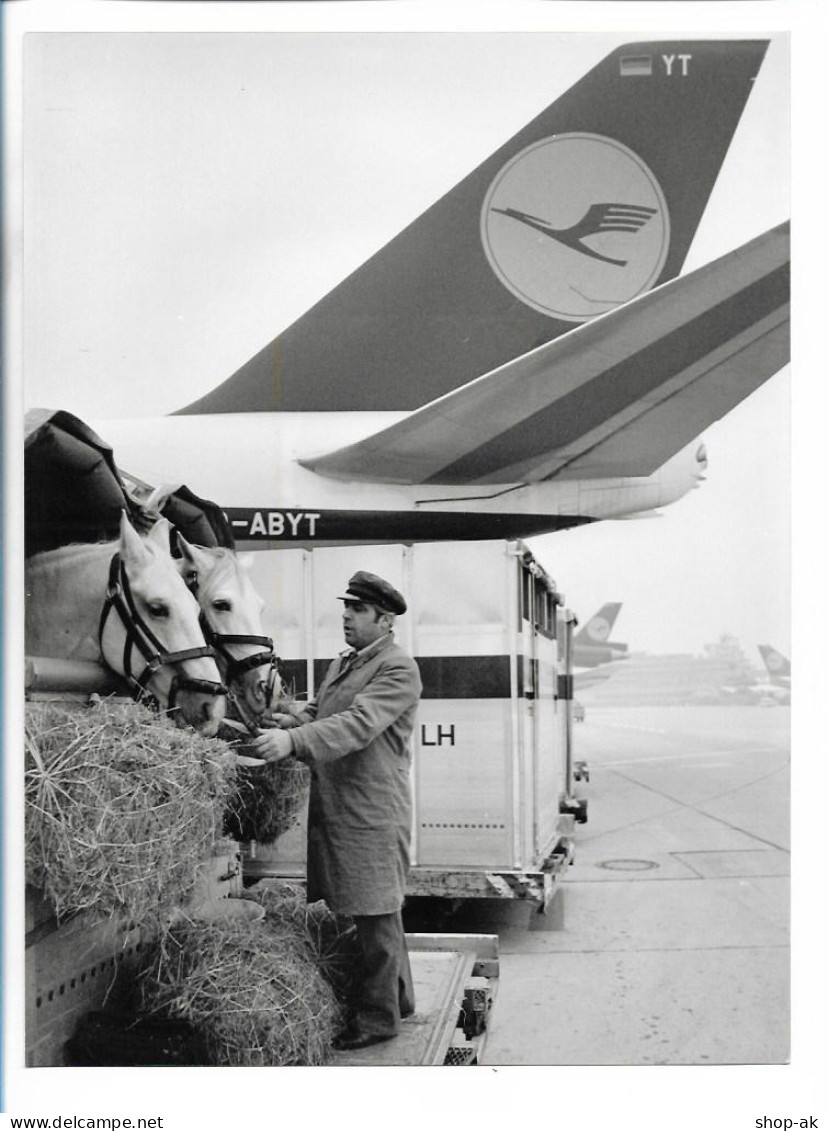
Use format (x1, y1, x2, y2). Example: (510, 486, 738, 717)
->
(176, 539, 281, 727)
(99, 515, 227, 736)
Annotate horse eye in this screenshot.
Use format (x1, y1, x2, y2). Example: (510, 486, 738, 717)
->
(147, 602, 169, 618)
(212, 599, 232, 613)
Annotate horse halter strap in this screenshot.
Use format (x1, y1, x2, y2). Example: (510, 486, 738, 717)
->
(202, 621, 276, 681)
(98, 553, 227, 707)
(184, 573, 280, 690)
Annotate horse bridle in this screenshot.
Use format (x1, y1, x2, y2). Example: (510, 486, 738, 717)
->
(99, 553, 228, 709)
(183, 571, 281, 731)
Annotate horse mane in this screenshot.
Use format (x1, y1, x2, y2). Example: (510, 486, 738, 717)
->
(26, 538, 120, 571)
(194, 547, 241, 599)
(27, 531, 175, 574)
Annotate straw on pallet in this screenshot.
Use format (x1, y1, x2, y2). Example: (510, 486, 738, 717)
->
(245, 879, 360, 1003)
(25, 699, 237, 926)
(139, 912, 343, 1066)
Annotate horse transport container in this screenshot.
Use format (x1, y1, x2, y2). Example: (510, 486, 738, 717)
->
(244, 540, 581, 910)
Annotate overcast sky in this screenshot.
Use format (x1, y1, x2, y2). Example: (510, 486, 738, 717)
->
(18, 26, 790, 660)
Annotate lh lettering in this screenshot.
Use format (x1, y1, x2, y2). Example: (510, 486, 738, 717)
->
(421, 724, 456, 747)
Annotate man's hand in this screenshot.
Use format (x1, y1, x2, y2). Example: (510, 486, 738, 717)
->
(257, 712, 301, 729)
(249, 727, 295, 763)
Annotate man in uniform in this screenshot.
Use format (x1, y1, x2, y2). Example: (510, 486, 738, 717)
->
(251, 571, 422, 1051)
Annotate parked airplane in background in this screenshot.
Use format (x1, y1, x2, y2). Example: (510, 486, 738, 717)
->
(69, 39, 787, 551)
(722, 645, 791, 706)
(571, 605, 628, 703)
(572, 603, 628, 668)
(758, 645, 791, 690)
(722, 681, 790, 707)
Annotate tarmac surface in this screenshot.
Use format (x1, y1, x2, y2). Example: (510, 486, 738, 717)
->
(407, 705, 790, 1066)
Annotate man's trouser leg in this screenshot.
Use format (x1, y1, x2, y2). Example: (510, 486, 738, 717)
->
(351, 911, 415, 1038)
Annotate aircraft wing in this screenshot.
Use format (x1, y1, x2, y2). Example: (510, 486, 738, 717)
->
(300, 222, 789, 486)
(573, 669, 614, 690)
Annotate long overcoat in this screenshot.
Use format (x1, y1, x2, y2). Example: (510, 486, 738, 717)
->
(288, 633, 422, 916)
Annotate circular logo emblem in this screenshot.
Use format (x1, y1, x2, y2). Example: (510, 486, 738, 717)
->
(480, 133, 670, 322)
(588, 617, 611, 642)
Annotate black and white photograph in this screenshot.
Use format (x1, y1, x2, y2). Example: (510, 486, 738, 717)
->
(3, 0, 820, 1125)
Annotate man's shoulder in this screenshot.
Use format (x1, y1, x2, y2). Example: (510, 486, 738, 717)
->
(386, 642, 418, 667)
(380, 641, 422, 686)
(370, 637, 419, 675)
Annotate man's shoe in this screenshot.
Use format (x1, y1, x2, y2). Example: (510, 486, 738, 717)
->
(332, 1028, 396, 1052)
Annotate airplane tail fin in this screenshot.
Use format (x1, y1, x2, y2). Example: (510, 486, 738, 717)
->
(178, 39, 769, 416)
(758, 644, 791, 679)
(572, 602, 628, 668)
(574, 603, 623, 646)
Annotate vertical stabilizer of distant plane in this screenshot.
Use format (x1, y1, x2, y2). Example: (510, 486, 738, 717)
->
(758, 644, 791, 685)
(572, 602, 629, 667)
(178, 40, 769, 416)
(574, 603, 623, 646)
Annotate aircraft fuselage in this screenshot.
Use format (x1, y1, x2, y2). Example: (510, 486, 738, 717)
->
(100, 413, 707, 550)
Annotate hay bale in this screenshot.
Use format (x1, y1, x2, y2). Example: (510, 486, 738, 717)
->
(25, 699, 237, 925)
(246, 880, 360, 1004)
(223, 756, 310, 845)
(139, 913, 343, 1066)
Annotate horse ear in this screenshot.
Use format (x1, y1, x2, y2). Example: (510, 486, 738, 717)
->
(177, 532, 196, 564)
(238, 553, 255, 572)
(119, 512, 152, 568)
(179, 538, 213, 573)
(146, 518, 174, 554)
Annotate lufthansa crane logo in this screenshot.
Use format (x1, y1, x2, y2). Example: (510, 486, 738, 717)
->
(587, 617, 612, 642)
(480, 133, 670, 322)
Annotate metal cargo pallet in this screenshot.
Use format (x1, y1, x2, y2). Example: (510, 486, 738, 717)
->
(329, 933, 498, 1067)
(403, 827, 576, 912)
(245, 820, 576, 913)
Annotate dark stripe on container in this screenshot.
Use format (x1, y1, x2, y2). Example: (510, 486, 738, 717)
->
(287, 654, 566, 700)
(419, 655, 513, 699)
(427, 263, 789, 483)
(277, 659, 309, 697)
(313, 659, 332, 691)
(305, 655, 515, 699)
(557, 674, 574, 701)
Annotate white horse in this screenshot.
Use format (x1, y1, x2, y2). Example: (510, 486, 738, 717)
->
(176, 541, 282, 728)
(25, 514, 227, 736)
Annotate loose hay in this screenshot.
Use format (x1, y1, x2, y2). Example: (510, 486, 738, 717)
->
(245, 879, 360, 1004)
(223, 756, 310, 845)
(140, 912, 343, 1066)
(25, 699, 237, 925)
